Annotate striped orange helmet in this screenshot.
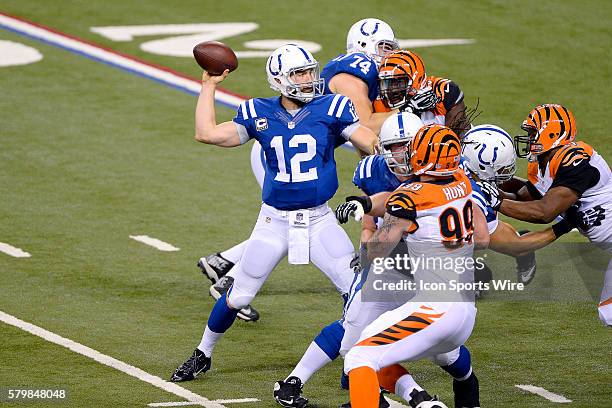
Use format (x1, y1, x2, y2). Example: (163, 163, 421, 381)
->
(515, 104, 577, 159)
(378, 50, 426, 109)
(410, 125, 461, 176)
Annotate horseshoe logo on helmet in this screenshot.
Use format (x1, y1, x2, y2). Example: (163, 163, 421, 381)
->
(267, 52, 283, 76)
(360, 21, 380, 36)
(478, 144, 499, 165)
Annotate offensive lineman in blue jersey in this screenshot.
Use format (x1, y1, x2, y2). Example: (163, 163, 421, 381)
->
(199, 18, 401, 322)
(169, 44, 378, 383)
(275, 113, 480, 408)
(320, 18, 399, 134)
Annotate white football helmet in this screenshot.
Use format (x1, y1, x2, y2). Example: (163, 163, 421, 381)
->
(461, 124, 516, 185)
(379, 112, 424, 175)
(266, 44, 324, 103)
(346, 18, 399, 65)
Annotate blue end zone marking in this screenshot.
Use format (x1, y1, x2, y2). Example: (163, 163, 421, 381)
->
(0, 22, 240, 110)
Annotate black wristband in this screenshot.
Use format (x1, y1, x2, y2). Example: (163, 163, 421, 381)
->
(552, 219, 572, 238)
(346, 195, 372, 214)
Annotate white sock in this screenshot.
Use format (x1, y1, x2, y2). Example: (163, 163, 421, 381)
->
(396, 373, 423, 403)
(197, 326, 224, 356)
(220, 241, 248, 264)
(287, 342, 333, 383)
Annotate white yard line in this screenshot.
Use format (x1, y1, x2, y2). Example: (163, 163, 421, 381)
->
(515, 384, 572, 403)
(0, 310, 225, 408)
(149, 399, 259, 407)
(0, 241, 31, 257)
(129, 235, 180, 252)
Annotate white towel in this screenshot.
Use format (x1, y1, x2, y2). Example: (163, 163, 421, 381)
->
(288, 210, 310, 264)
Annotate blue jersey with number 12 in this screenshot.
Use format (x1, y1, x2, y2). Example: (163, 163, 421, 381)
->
(321, 52, 379, 101)
(233, 94, 359, 210)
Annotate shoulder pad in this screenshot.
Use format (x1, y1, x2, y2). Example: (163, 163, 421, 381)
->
(386, 190, 417, 220)
(550, 142, 594, 178)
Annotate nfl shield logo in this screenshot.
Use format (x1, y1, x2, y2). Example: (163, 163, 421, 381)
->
(296, 212, 303, 222)
(288, 121, 295, 129)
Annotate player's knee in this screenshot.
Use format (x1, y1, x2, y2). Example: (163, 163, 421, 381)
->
(226, 292, 254, 309)
(314, 320, 344, 360)
(598, 303, 612, 326)
(344, 347, 376, 374)
(430, 346, 462, 367)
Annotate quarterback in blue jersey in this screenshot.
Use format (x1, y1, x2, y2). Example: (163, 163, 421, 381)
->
(169, 44, 378, 383)
(199, 18, 400, 322)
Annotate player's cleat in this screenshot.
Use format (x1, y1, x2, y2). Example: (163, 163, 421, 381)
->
(340, 390, 390, 408)
(273, 376, 308, 408)
(409, 390, 448, 408)
(453, 372, 480, 408)
(340, 370, 349, 390)
(198, 253, 234, 283)
(210, 276, 260, 322)
(516, 230, 536, 285)
(169, 349, 211, 382)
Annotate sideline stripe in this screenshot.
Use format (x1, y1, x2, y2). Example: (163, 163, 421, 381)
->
(130, 235, 180, 252)
(0, 310, 225, 408)
(0, 12, 245, 108)
(0, 12, 355, 151)
(515, 384, 572, 403)
(0, 242, 31, 258)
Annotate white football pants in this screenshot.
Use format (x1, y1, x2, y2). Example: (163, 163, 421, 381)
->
(226, 202, 356, 309)
(344, 300, 476, 373)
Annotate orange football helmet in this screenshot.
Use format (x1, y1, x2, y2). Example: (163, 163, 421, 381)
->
(378, 50, 426, 109)
(410, 124, 461, 176)
(515, 104, 577, 159)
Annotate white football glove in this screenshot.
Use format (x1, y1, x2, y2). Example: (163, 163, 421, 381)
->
(335, 196, 372, 224)
(407, 87, 440, 112)
(335, 201, 364, 223)
(476, 180, 502, 211)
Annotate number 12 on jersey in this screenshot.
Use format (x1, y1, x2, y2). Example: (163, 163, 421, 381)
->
(270, 134, 318, 182)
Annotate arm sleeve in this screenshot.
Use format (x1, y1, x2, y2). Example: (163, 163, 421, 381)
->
(551, 160, 601, 196)
(335, 97, 361, 140)
(442, 81, 464, 111)
(232, 100, 254, 144)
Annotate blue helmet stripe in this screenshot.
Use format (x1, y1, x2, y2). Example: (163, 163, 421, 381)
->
(397, 113, 405, 138)
(296, 46, 311, 62)
(464, 126, 513, 144)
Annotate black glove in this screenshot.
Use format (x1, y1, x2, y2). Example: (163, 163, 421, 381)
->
(476, 181, 503, 211)
(334, 196, 372, 224)
(552, 219, 573, 238)
(407, 88, 440, 113)
(563, 204, 605, 230)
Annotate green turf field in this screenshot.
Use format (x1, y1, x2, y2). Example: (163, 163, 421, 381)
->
(1, 1, 611, 407)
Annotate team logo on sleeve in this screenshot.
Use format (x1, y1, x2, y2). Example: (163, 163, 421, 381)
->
(256, 118, 269, 131)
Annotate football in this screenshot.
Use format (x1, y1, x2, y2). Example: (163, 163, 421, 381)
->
(192, 41, 238, 76)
